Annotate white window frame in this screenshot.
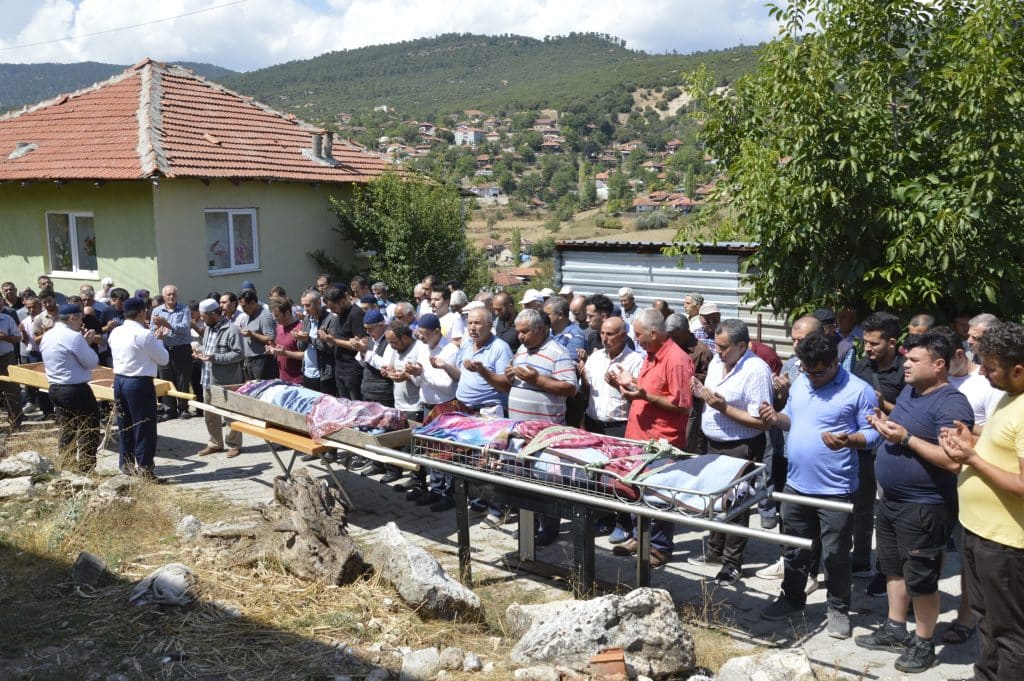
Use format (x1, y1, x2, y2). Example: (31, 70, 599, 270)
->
(45, 211, 98, 278)
(205, 208, 260, 275)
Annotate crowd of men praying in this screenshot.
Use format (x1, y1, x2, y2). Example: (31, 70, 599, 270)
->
(1, 272, 1021, 680)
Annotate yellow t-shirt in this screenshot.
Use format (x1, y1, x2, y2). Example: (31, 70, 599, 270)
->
(958, 392, 1024, 548)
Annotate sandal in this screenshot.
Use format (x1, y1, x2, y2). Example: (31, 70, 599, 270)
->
(941, 621, 976, 645)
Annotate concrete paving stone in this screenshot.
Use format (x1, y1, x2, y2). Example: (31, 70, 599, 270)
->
(100, 415, 977, 680)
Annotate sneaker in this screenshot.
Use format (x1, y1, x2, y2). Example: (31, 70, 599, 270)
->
(608, 527, 631, 544)
(806, 575, 819, 596)
(22, 402, 39, 415)
(894, 637, 936, 673)
(756, 557, 785, 579)
(761, 594, 804, 621)
(866, 572, 887, 597)
(855, 625, 911, 652)
(714, 565, 741, 586)
(851, 563, 874, 578)
(360, 463, 387, 477)
(467, 497, 488, 512)
(827, 608, 851, 639)
(760, 514, 778, 530)
(480, 512, 504, 529)
(687, 552, 723, 567)
(380, 470, 404, 484)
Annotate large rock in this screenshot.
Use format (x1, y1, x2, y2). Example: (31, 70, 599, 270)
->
(0, 476, 35, 499)
(70, 551, 110, 586)
(716, 648, 816, 681)
(399, 647, 441, 681)
(362, 522, 481, 620)
(507, 588, 694, 681)
(0, 451, 52, 478)
(176, 515, 204, 542)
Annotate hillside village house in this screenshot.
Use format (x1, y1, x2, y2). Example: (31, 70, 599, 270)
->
(0, 59, 392, 300)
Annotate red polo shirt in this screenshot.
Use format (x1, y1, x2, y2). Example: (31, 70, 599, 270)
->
(625, 339, 694, 447)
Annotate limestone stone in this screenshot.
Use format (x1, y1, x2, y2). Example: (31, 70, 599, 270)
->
(362, 522, 481, 620)
(0, 451, 52, 478)
(176, 515, 204, 542)
(716, 648, 817, 681)
(438, 647, 465, 671)
(507, 588, 694, 680)
(462, 651, 482, 672)
(0, 476, 35, 499)
(399, 647, 440, 681)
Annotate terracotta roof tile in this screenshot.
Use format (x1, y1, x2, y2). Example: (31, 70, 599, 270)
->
(0, 58, 393, 183)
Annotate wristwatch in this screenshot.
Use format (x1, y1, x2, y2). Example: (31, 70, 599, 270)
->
(899, 433, 912, 448)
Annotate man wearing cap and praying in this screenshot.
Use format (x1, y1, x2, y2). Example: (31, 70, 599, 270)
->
(40, 303, 103, 472)
(519, 289, 544, 311)
(194, 298, 244, 458)
(109, 297, 170, 479)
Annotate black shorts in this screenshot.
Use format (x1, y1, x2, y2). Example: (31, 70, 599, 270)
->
(875, 499, 954, 596)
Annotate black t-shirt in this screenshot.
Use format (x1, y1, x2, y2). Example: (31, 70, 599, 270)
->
(82, 313, 103, 356)
(853, 354, 906, 404)
(874, 383, 973, 505)
(333, 304, 364, 375)
(495, 317, 520, 352)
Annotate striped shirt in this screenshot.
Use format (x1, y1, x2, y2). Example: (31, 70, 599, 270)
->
(508, 337, 577, 423)
(701, 349, 774, 441)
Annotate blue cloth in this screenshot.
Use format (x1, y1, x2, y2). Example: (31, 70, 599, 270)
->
(150, 303, 192, 347)
(270, 384, 323, 415)
(782, 368, 879, 496)
(875, 383, 974, 505)
(303, 315, 320, 379)
(552, 323, 587, 359)
(0, 312, 19, 356)
(640, 454, 755, 513)
(114, 375, 158, 471)
(454, 335, 512, 407)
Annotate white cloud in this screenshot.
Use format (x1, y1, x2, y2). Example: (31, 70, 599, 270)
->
(0, 0, 780, 71)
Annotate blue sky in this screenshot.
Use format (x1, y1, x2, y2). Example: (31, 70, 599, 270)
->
(0, 0, 782, 71)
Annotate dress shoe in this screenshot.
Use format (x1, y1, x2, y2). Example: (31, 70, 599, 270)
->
(197, 446, 223, 456)
(178, 411, 192, 420)
(349, 456, 370, 471)
(429, 497, 456, 512)
(415, 491, 440, 506)
(225, 448, 241, 458)
(137, 468, 167, 484)
(380, 470, 404, 484)
(300, 453, 318, 462)
(404, 486, 426, 501)
(360, 463, 387, 477)
(612, 538, 639, 556)
(649, 547, 671, 568)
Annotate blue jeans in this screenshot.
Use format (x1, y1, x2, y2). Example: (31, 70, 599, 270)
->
(114, 375, 158, 471)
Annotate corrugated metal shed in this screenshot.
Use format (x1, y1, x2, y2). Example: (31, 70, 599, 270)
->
(555, 239, 793, 357)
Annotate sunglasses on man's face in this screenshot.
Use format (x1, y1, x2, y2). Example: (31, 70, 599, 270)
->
(801, 362, 835, 378)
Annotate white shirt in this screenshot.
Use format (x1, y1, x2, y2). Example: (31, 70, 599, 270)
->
(369, 340, 425, 413)
(440, 310, 465, 342)
(418, 337, 459, 405)
(584, 345, 643, 422)
(109, 319, 169, 377)
(949, 366, 1004, 427)
(20, 315, 39, 353)
(40, 322, 98, 384)
(701, 349, 774, 441)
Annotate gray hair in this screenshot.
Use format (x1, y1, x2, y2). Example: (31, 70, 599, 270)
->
(969, 313, 999, 330)
(450, 290, 469, 308)
(716, 318, 750, 345)
(393, 301, 414, 317)
(635, 307, 666, 334)
(466, 307, 493, 326)
(665, 312, 688, 333)
(544, 296, 570, 316)
(301, 289, 322, 304)
(685, 292, 705, 307)
(515, 308, 546, 330)
(909, 313, 936, 330)
(474, 290, 494, 303)
(372, 281, 388, 293)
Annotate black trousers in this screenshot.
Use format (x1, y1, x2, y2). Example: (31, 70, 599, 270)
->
(159, 344, 193, 416)
(48, 382, 101, 469)
(335, 370, 363, 401)
(852, 450, 877, 567)
(583, 415, 627, 438)
(780, 484, 853, 612)
(704, 433, 766, 569)
(244, 355, 279, 381)
(0, 350, 22, 425)
(302, 374, 337, 396)
(965, 529, 1024, 681)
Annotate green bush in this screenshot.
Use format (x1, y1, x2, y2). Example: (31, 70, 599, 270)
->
(636, 209, 671, 230)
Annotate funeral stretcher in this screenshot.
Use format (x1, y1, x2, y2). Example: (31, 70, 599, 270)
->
(1, 362, 192, 401)
(200, 385, 847, 596)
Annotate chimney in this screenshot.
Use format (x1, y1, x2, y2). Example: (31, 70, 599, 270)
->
(311, 133, 323, 158)
(323, 132, 333, 158)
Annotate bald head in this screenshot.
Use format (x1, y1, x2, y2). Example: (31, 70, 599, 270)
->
(600, 316, 628, 356)
(791, 315, 822, 352)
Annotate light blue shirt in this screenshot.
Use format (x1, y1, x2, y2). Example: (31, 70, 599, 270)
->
(303, 315, 320, 379)
(782, 367, 879, 496)
(150, 303, 192, 347)
(0, 313, 19, 356)
(552, 322, 588, 359)
(40, 322, 98, 384)
(455, 334, 512, 407)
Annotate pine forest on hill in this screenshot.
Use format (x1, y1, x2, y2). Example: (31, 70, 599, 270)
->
(221, 33, 760, 123)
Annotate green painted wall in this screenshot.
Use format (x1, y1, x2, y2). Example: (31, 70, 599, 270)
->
(152, 179, 356, 301)
(0, 181, 157, 295)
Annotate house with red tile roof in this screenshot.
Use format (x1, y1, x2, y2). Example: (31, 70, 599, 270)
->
(0, 58, 392, 298)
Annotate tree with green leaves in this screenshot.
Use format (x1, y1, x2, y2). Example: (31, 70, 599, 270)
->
(679, 0, 1024, 316)
(328, 173, 484, 298)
